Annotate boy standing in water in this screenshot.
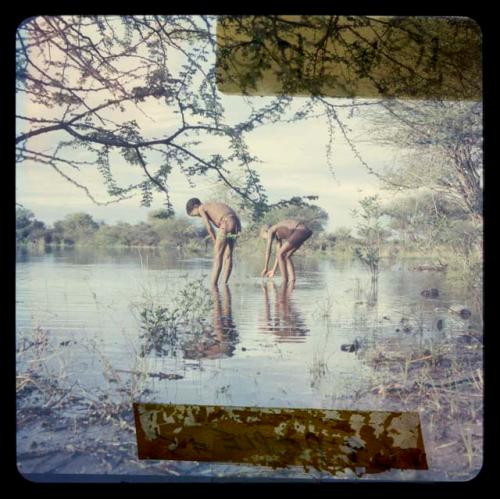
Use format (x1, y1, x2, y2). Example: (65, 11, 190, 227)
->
(186, 198, 241, 287)
(260, 220, 312, 283)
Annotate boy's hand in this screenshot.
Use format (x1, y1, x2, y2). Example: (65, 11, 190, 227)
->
(266, 270, 275, 278)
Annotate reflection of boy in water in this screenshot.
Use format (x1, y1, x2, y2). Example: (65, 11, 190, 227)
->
(260, 281, 309, 341)
(260, 220, 312, 282)
(184, 285, 238, 359)
(186, 198, 241, 287)
(211, 286, 238, 357)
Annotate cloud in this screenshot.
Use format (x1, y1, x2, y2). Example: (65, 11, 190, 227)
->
(17, 85, 398, 232)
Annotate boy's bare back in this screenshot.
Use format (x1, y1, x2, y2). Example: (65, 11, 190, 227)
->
(200, 202, 238, 227)
(271, 219, 302, 231)
(270, 219, 306, 240)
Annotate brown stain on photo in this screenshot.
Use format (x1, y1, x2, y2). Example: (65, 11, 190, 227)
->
(216, 16, 481, 100)
(133, 403, 428, 475)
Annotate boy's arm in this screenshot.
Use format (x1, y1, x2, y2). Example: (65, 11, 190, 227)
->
(199, 206, 216, 242)
(269, 240, 282, 275)
(261, 228, 276, 276)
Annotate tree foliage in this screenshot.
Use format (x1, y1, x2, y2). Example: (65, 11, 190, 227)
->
(16, 16, 310, 220)
(148, 213, 202, 249)
(16, 15, 482, 230)
(353, 196, 388, 281)
(384, 190, 480, 258)
(217, 15, 482, 226)
(16, 206, 47, 243)
(365, 100, 483, 220)
(53, 212, 100, 244)
(217, 16, 481, 100)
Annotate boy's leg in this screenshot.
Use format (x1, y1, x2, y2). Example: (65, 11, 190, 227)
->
(211, 236, 227, 287)
(222, 239, 234, 284)
(276, 243, 290, 282)
(283, 228, 311, 283)
(285, 249, 296, 282)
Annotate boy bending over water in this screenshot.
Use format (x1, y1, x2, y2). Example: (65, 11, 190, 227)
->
(186, 198, 241, 287)
(260, 220, 312, 283)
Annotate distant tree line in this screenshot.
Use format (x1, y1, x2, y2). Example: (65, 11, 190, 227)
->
(15, 206, 207, 252)
(15, 202, 339, 253)
(16, 188, 480, 263)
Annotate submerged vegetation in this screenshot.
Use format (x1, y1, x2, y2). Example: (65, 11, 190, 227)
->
(353, 195, 386, 290)
(137, 278, 219, 358)
(16, 277, 235, 476)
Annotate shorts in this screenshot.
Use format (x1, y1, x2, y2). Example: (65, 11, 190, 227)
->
(217, 214, 241, 242)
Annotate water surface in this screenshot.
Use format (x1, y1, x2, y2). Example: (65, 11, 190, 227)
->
(16, 246, 477, 479)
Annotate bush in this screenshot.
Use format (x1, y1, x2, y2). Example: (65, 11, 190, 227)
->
(16, 206, 50, 246)
(53, 212, 99, 245)
(139, 278, 213, 357)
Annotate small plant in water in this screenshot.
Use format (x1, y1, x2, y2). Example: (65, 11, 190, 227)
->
(354, 247, 379, 282)
(139, 278, 214, 357)
(139, 305, 181, 356)
(309, 351, 330, 389)
(352, 196, 388, 295)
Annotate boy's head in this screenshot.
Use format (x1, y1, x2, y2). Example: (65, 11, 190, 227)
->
(260, 225, 271, 239)
(186, 198, 202, 216)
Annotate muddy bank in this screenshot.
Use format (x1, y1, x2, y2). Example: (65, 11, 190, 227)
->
(356, 323, 483, 480)
(17, 322, 482, 481)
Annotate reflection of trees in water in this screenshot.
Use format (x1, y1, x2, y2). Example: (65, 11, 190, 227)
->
(139, 285, 238, 360)
(260, 281, 309, 342)
(367, 278, 378, 307)
(351, 276, 379, 333)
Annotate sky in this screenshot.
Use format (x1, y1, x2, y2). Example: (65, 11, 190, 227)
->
(16, 17, 404, 233)
(16, 93, 402, 232)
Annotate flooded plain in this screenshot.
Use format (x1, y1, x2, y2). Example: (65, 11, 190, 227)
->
(16, 247, 483, 481)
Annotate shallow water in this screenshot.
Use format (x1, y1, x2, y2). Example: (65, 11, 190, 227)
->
(16, 246, 478, 480)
